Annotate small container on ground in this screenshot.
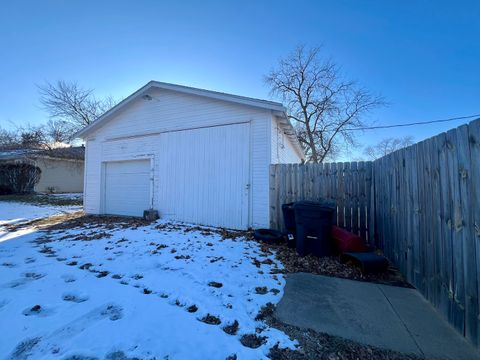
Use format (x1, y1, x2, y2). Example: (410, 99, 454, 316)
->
(293, 201, 335, 257)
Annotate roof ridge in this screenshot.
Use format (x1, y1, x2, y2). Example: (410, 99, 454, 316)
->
(149, 80, 283, 108)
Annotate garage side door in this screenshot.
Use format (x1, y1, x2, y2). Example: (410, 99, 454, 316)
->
(104, 160, 151, 217)
(157, 123, 250, 229)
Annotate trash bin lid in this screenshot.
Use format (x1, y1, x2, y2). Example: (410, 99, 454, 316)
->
(293, 200, 335, 211)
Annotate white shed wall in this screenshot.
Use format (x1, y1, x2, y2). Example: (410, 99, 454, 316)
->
(270, 117, 302, 164)
(83, 88, 272, 228)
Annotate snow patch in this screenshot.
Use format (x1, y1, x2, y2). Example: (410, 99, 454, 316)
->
(0, 215, 296, 359)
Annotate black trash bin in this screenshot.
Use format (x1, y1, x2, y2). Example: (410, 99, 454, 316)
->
(282, 202, 296, 248)
(293, 201, 335, 257)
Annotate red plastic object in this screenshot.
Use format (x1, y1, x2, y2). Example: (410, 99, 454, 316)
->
(331, 226, 367, 253)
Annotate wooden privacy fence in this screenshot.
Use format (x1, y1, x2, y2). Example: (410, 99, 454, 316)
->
(269, 118, 480, 348)
(269, 161, 374, 243)
(374, 120, 480, 348)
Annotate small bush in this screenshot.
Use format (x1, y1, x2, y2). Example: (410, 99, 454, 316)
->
(0, 162, 42, 194)
(0, 184, 13, 195)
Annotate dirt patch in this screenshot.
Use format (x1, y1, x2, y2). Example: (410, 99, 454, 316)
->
(255, 286, 268, 295)
(95, 271, 110, 278)
(23, 305, 43, 316)
(187, 305, 198, 313)
(223, 320, 239, 335)
(155, 223, 251, 241)
(37, 246, 55, 255)
(257, 241, 411, 288)
(4, 211, 83, 233)
(69, 231, 113, 241)
(79, 263, 93, 270)
(240, 334, 267, 349)
(208, 281, 223, 288)
(45, 214, 152, 232)
(255, 302, 275, 321)
(199, 314, 221, 325)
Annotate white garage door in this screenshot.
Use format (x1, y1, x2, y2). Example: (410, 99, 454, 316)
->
(157, 123, 250, 229)
(104, 159, 151, 217)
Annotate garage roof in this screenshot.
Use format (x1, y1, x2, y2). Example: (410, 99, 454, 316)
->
(75, 81, 304, 158)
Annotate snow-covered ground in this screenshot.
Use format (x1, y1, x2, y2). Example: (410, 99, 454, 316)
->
(0, 209, 295, 359)
(0, 202, 81, 227)
(0, 201, 82, 244)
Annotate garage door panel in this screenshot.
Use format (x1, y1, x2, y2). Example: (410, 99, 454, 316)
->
(157, 123, 249, 229)
(104, 160, 150, 217)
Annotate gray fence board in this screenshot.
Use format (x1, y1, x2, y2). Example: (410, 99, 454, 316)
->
(270, 161, 374, 241)
(269, 117, 480, 348)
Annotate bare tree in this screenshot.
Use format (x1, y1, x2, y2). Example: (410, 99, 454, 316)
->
(0, 123, 69, 151)
(37, 80, 117, 140)
(0, 128, 18, 150)
(364, 136, 414, 160)
(0, 125, 49, 150)
(18, 127, 49, 149)
(45, 119, 77, 144)
(266, 46, 385, 163)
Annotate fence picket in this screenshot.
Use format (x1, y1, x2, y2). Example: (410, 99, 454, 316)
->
(268, 118, 480, 349)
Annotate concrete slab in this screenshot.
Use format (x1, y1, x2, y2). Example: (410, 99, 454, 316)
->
(274, 273, 479, 359)
(379, 284, 477, 359)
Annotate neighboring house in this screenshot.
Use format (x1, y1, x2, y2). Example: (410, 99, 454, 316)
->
(76, 81, 304, 229)
(0, 147, 84, 193)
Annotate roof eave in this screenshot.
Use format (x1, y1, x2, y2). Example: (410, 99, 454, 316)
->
(273, 111, 305, 161)
(74, 81, 155, 139)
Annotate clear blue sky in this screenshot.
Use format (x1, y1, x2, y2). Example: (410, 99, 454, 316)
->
(1, 0, 479, 159)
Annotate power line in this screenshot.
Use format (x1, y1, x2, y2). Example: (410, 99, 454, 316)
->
(345, 113, 480, 131)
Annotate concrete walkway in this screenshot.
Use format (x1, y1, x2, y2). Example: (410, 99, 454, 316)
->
(275, 273, 479, 359)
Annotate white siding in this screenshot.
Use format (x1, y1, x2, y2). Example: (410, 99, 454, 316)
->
(83, 88, 272, 228)
(270, 117, 302, 164)
(84, 138, 102, 214)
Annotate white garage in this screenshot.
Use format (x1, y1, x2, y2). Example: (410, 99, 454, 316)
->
(76, 81, 303, 229)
